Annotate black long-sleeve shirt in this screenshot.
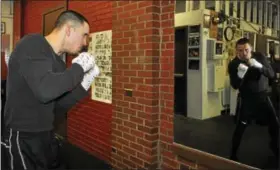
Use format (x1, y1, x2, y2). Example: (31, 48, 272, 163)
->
(271, 61, 280, 78)
(4, 34, 88, 132)
(228, 52, 274, 97)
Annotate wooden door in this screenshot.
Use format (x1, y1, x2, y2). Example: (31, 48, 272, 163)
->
(43, 6, 66, 36)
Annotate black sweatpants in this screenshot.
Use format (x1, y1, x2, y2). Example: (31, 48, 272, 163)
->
(231, 94, 279, 158)
(1, 128, 61, 170)
(271, 84, 280, 116)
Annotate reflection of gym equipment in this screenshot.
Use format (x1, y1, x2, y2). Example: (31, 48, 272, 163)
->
(207, 39, 225, 93)
(174, 22, 226, 119)
(189, 49, 199, 57)
(188, 37, 200, 46)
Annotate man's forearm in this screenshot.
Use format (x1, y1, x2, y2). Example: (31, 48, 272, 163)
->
(55, 84, 89, 113)
(20, 57, 84, 103)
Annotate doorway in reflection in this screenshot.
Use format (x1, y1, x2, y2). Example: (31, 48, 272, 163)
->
(174, 28, 187, 117)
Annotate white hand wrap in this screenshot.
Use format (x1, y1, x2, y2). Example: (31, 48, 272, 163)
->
(237, 63, 248, 79)
(249, 58, 263, 69)
(72, 52, 95, 72)
(81, 64, 100, 91)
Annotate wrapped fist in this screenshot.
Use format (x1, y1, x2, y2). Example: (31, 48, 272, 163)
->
(248, 58, 263, 69)
(72, 52, 95, 72)
(237, 63, 248, 79)
(81, 64, 100, 91)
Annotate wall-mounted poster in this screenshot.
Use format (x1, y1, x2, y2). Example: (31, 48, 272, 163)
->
(88, 30, 112, 104)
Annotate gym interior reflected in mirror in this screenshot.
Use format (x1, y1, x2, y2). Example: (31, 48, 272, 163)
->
(173, 14, 279, 170)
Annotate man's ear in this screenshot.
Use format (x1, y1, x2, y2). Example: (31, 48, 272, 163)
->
(65, 25, 71, 37)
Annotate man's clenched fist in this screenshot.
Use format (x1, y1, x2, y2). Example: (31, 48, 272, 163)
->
(248, 58, 263, 69)
(81, 64, 100, 91)
(72, 52, 95, 72)
(237, 63, 248, 79)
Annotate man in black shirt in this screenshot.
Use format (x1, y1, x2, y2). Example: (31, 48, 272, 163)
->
(2, 10, 99, 170)
(228, 38, 279, 161)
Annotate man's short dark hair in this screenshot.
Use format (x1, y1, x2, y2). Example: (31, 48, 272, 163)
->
(236, 37, 251, 47)
(54, 10, 89, 29)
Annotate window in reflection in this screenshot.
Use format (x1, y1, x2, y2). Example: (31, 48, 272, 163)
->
(205, 0, 215, 11)
(237, 1, 240, 18)
(272, 4, 278, 30)
(175, 0, 186, 14)
(192, 1, 200, 10)
(263, 1, 267, 26)
(229, 1, 234, 16)
(250, 1, 255, 22)
(220, 0, 225, 13)
(244, 1, 248, 21)
(267, 2, 272, 28)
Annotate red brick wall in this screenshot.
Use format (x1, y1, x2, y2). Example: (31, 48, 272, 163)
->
(67, 1, 113, 162)
(111, 1, 174, 169)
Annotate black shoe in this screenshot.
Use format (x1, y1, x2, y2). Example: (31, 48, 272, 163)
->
(230, 154, 239, 161)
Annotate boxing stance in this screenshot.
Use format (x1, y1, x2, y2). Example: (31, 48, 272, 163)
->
(228, 38, 279, 161)
(2, 10, 99, 170)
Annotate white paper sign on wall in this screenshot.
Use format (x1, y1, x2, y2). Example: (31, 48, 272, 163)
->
(88, 30, 112, 104)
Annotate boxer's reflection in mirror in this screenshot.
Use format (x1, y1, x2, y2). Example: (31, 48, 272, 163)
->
(228, 38, 279, 161)
(270, 49, 280, 115)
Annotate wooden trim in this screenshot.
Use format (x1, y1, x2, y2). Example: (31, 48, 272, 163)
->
(172, 142, 260, 170)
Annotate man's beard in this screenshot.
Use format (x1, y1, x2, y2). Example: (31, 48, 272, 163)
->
(67, 52, 79, 57)
(67, 47, 88, 57)
(80, 46, 88, 52)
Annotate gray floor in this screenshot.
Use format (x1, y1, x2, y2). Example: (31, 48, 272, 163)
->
(59, 141, 111, 169)
(174, 114, 279, 170)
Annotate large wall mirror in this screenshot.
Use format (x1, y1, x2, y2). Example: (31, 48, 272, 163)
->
(173, 1, 280, 170)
